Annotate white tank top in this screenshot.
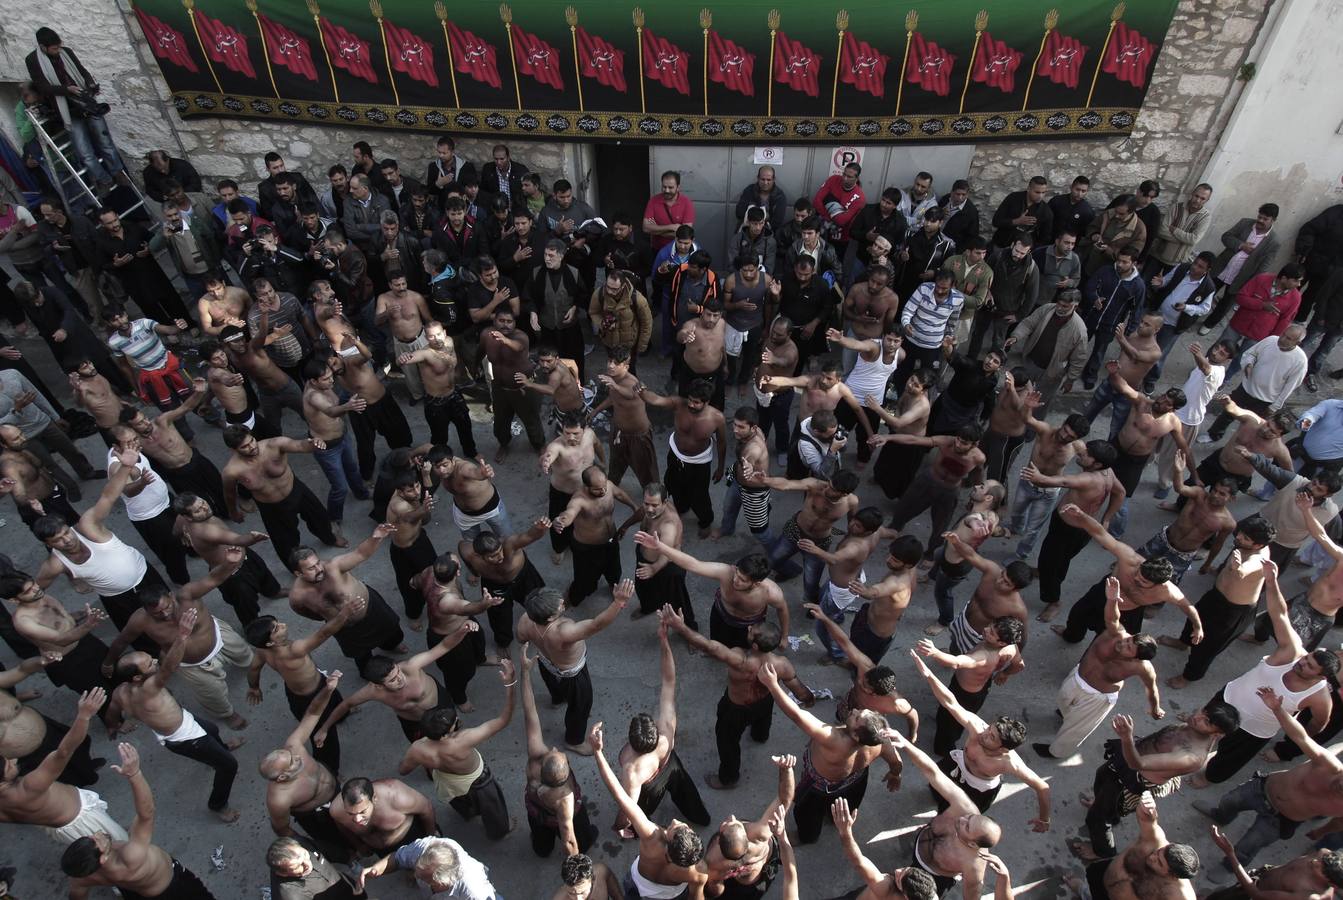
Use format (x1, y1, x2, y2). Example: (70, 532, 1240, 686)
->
(51, 530, 148, 596)
(844, 343, 901, 404)
(1224, 656, 1329, 738)
(108, 450, 170, 522)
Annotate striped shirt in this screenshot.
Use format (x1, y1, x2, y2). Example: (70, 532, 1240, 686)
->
(900, 283, 964, 350)
(107, 319, 169, 370)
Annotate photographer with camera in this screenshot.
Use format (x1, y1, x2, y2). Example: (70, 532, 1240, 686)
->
(25, 28, 127, 193)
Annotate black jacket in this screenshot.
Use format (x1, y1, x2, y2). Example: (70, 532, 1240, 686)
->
(142, 158, 202, 201)
(1295, 205, 1343, 280)
(479, 162, 530, 209)
(991, 191, 1053, 248)
(734, 184, 789, 234)
(939, 195, 981, 250)
(257, 172, 319, 221)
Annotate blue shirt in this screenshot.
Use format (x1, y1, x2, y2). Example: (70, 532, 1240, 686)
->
(1300, 399, 1343, 462)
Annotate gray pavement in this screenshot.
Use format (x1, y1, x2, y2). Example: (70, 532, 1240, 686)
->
(2, 326, 1334, 899)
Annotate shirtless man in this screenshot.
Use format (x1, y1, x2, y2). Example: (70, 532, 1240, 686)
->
(0, 655, 99, 787)
(677, 300, 729, 409)
(0, 424, 78, 526)
(286, 526, 407, 676)
(1084, 313, 1165, 439)
(376, 272, 433, 400)
(879, 426, 988, 566)
(220, 317, 305, 430)
(917, 614, 1026, 755)
(436, 447, 510, 541)
(411, 552, 503, 709)
(520, 646, 598, 858)
(519, 346, 585, 422)
(754, 317, 799, 466)
(1160, 515, 1275, 688)
(1055, 504, 1200, 645)
(1209, 830, 1343, 900)
(481, 308, 543, 458)
(458, 521, 549, 651)
(842, 266, 899, 343)
(553, 465, 637, 607)
(198, 275, 250, 335)
(1030, 440, 1125, 621)
(119, 390, 228, 516)
(517, 581, 632, 753)
(173, 492, 285, 625)
(1076, 793, 1197, 900)
(1002, 412, 1091, 561)
(808, 609, 919, 743)
(911, 649, 1049, 829)
(698, 755, 797, 899)
(101, 550, 251, 729)
(664, 605, 811, 790)
(542, 413, 604, 564)
(1037, 578, 1164, 760)
(746, 466, 860, 605)
(301, 361, 369, 533)
(259, 672, 346, 855)
(926, 484, 1007, 636)
(801, 507, 896, 662)
(1140, 450, 1237, 584)
(714, 407, 774, 547)
(398, 660, 514, 841)
(221, 426, 345, 565)
(328, 334, 413, 480)
(105, 608, 244, 821)
(401, 319, 479, 457)
(1098, 363, 1190, 536)
(1248, 492, 1343, 650)
(633, 533, 788, 650)
(759, 662, 900, 844)
(246, 609, 349, 772)
(591, 346, 658, 490)
(757, 357, 868, 441)
(1080, 703, 1239, 862)
(840, 536, 924, 666)
(1177, 395, 1293, 500)
(61, 743, 220, 899)
(623, 483, 696, 625)
(979, 370, 1038, 485)
(831, 799, 942, 900)
(554, 854, 623, 900)
(641, 379, 728, 537)
(66, 360, 128, 445)
(327, 776, 438, 858)
(886, 728, 1004, 900)
(612, 621, 710, 834)
(0, 688, 119, 843)
(3, 576, 111, 711)
(590, 721, 709, 899)
(198, 341, 267, 440)
(386, 472, 436, 629)
(938, 545, 1031, 673)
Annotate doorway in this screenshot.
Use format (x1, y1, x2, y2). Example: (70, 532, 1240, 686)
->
(594, 142, 650, 222)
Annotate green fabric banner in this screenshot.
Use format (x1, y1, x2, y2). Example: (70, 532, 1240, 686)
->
(134, 0, 1178, 141)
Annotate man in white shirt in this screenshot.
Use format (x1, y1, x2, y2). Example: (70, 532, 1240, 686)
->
(1204, 325, 1308, 443)
(1153, 340, 1231, 499)
(358, 835, 497, 898)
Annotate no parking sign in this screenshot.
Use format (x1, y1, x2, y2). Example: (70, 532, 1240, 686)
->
(830, 146, 864, 176)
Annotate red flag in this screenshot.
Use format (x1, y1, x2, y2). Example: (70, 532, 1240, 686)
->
(642, 29, 690, 95)
(905, 32, 956, 97)
(320, 18, 378, 83)
(135, 8, 198, 73)
(773, 31, 820, 98)
(448, 24, 501, 89)
(383, 19, 437, 87)
(511, 26, 564, 90)
(1102, 22, 1155, 88)
(1036, 30, 1088, 89)
(971, 31, 1023, 93)
(257, 14, 317, 82)
(576, 27, 626, 92)
(194, 13, 256, 79)
(839, 32, 889, 98)
(708, 31, 755, 97)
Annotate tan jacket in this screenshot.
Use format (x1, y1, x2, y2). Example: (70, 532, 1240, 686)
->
(589, 282, 653, 353)
(1007, 303, 1090, 382)
(1081, 208, 1147, 275)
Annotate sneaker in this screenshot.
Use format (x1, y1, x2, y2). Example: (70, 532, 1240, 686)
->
(1306, 374, 1320, 393)
(1197, 325, 1213, 336)
(1195, 433, 1214, 445)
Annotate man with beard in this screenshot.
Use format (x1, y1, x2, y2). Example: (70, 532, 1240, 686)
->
(895, 209, 956, 301)
(878, 426, 986, 569)
(220, 319, 305, 432)
(714, 407, 774, 547)
(376, 272, 432, 402)
(434, 445, 511, 541)
(172, 493, 283, 626)
(399, 319, 478, 457)
(1074, 792, 1199, 900)
(197, 276, 250, 335)
(301, 360, 370, 539)
(201, 338, 273, 438)
(13, 283, 126, 393)
(221, 426, 344, 566)
(1083, 313, 1168, 439)
(103, 308, 199, 436)
(518, 345, 585, 425)
(458, 521, 549, 653)
(836, 265, 898, 371)
(1210, 832, 1343, 900)
(698, 755, 797, 899)
(676, 301, 730, 411)
(969, 238, 1038, 358)
(916, 613, 1026, 756)
(384, 472, 437, 630)
(0, 423, 78, 528)
(66, 359, 129, 447)
(801, 507, 896, 661)
(591, 346, 659, 490)
(258, 673, 347, 855)
(624, 483, 695, 626)
(1140, 452, 1237, 585)
(412, 552, 505, 712)
(897, 172, 939, 234)
(752, 318, 799, 466)
(640, 379, 728, 538)
(286, 525, 408, 676)
(553, 466, 638, 608)
(247, 618, 348, 777)
(327, 776, 438, 861)
(481, 308, 544, 459)
(327, 337, 412, 481)
(104, 427, 190, 585)
(542, 413, 604, 564)
(830, 800, 942, 900)
(2, 575, 111, 712)
(525, 240, 588, 380)
(743, 467, 860, 608)
(767, 255, 834, 371)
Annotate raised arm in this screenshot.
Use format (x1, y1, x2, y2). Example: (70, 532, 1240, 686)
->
(559, 579, 633, 641)
(882, 727, 976, 815)
(632, 530, 733, 580)
(84, 456, 140, 529)
(1262, 687, 1340, 767)
(519, 646, 549, 759)
(656, 622, 677, 738)
(831, 799, 885, 890)
(331, 522, 396, 569)
(1261, 561, 1305, 661)
(289, 671, 341, 748)
(27, 688, 104, 792)
(660, 606, 742, 667)
(588, 722, 659, 839)
(909, 649, 982, 732)
(456, 660, 517, 747)
(804, 603, 875, 671)
(154, 607, 199, 681)
(112, 742, 157, 845)
(1058, 504, 1128, 560)
(177, 548, 247, 603)
(756, 663, 828, 740)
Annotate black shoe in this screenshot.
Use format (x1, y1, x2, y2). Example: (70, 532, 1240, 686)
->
(78, 468, 107, 480)
(1330, 368, 1343, 380)
(1032, 742, 1056, 759)
(1082, 379, 1095, 391)
(1142, 382, 1157, 394)
(1307, 374, 1320, 393)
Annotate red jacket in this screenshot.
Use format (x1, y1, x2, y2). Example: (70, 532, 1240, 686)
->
(812, 175, 865, 241)
(1228, 272, 1300, 340)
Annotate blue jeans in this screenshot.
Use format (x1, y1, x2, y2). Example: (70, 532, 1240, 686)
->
(767, 527, 824, 604)
(312, 432, 367, 523)
(1215, 326, 1255, 379)
(1008, 481, 1061, 560)
(1081, 330, 1116, 384)
(931, 547, 968, 626)
(1146, 323, 1181, 386)
(815, 585, 848, 661)
(66, 114, 125, 184)
(1208, 774, 1298, 869)
(459, 497, 513, 542)
(351, 302, 389, 368)
(717, 477, 775, 547)
(1083, 379, 1132, 441)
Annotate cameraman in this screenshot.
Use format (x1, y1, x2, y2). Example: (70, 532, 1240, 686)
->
(238, 224, 305, 295)
(788, 407, 846, 480)
(25, 28, 127, 192)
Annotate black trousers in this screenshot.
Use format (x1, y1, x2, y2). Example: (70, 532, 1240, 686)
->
(539, 323, 586, 381)
(430, 623, 486, 706)
(284, 682, 344, 775)
(489, 385, 543, 451)
(130, 508, 191, 585)
(165, 717, 238, 811)
(1037, 511, 1091, 606)
(638, 749, 711, 825)
(665, 451, 713, 528)
(933, 676, 990, 757)
(481, 559, 544, 649)
(390, 531, 438, 620)
(99, 565, 168, 648)
(425, 390, 478, 457)
(538, 661, 593, 746)
(1205, 689, 1271, 785)
(529, 799, 597, 857)
(257, 479, 339, 569)
(446, 762, 511, 839)
(17, 713, 101, 786)
(794, 766, 869, 844)
(161, 449, 227, 518)
(1181, 588, 1256, 681)
(715, 692, 773, 785)
(1086, 761, 1131, 858)
(548, 485, 572, 554)
(834, 402, 879, 464)
(1207, 385, 1273, 440)
(332, 588, 406, 677)
(1060, 579, 1145, 644)
(17, 481, 79, 529)
(44, 633, 114, 719)
(635, 558, 697, 629)
(930, 753, 1002, 813)
(567, 537, 621, 607)
(352, 394, 414, 480)
(216, 549, 283, 627)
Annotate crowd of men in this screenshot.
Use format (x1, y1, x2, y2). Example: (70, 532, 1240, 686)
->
(4, 25, 1343, 900)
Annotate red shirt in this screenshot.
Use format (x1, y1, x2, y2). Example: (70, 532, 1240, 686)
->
(643, 193, 695, 252)
(1228, 272, 1300, 341)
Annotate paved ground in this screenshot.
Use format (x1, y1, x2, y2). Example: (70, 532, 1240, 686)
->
(2, 325, 1333, 899)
